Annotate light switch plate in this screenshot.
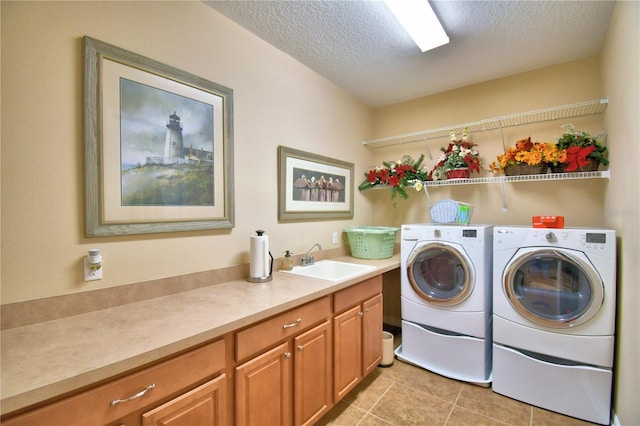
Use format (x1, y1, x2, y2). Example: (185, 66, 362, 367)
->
(332, 231, 339, 244)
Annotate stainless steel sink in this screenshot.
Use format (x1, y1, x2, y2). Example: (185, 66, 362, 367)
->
(280, 260, 376, 282)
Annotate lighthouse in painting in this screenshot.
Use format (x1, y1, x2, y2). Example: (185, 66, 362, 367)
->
(163, 111, 184, 164)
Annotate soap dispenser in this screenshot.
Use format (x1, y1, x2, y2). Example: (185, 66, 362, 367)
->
(281, 250, 294, 271)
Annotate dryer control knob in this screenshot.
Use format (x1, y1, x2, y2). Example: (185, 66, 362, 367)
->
(434, 229, 441, 238)
(545, 232, 556, 242)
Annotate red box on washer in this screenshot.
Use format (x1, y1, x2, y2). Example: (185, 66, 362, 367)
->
(532, 216, 565, 228)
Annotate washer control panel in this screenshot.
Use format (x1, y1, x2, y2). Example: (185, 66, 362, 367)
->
(494, 227, 615, 258)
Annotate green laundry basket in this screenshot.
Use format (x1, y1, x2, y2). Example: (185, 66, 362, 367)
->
(344, 226, 399, 259)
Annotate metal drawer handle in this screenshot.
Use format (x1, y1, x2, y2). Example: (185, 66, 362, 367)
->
(110, 384, 156, 406)
(358, 311, 364, 317)
(283, 318, 302, 329)
(297, 344, 304, 351)
(284, 352, 292, 358)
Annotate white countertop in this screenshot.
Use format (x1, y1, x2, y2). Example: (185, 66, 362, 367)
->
(0, 255, 399, 416)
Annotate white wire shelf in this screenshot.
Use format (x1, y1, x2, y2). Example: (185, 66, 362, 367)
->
(364, 170, 610, 191)
(423, 170, 610, 186)
(362, 98, 608, 148)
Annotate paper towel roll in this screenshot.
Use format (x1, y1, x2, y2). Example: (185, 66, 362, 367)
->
(249, 233, 270, 279)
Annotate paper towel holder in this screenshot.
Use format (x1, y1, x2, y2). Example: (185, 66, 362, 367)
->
(247, 251, 273, 283)
(247, 229, 274, 283)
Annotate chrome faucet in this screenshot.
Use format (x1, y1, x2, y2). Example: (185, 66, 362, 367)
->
(301, 243, 322, 266)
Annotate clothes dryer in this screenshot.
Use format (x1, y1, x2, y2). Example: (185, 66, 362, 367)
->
(492, 226, 616, 425)
(395, 224, 493, 385)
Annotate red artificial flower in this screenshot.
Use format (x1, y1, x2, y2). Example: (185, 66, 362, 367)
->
(464, 157, 481, 173)
(461, 142, 473, 149)
(379, 168, 390, 183)
(367, 169, 378, 183)
(564, 145, 596, 172)
(387, 175, 400, 187)
(395, 164, 415, 179)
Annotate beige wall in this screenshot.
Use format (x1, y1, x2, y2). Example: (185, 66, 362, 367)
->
(0, 1, 375, 303)
(601, 2, 640, 425)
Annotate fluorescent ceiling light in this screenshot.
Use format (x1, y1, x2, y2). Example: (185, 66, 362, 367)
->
(384, 0, 449, 52)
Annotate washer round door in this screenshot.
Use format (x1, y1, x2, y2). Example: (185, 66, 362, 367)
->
(503, 248, 604, 328)
(406, 242, 474, 306)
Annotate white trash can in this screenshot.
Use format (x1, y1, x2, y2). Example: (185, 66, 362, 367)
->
(380, 331, 395, 367)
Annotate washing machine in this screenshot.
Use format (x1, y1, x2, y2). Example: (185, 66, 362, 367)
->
(492, 226, 616, 425)
(394, 224, 493, 385)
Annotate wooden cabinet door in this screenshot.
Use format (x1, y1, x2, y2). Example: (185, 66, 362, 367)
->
(293, 320, 332, 426)
(235, 341, 293, 426)
(362, 294, 383, 376)
(333, 305, 362, 402)
(142, 374, 227, 426)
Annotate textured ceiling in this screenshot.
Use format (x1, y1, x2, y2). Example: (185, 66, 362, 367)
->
(205, 1, 615, 108)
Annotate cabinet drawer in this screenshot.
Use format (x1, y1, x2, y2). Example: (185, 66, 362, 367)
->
(236, 296, 331, 361)
(334, 275, 382, 314)
(142, 374, 227, 426)
(3, 339, 226, 426)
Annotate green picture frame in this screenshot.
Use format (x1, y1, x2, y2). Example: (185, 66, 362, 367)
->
(84, 36, 234, 236)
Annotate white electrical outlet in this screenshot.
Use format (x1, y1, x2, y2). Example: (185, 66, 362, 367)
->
(84, 255, 102, 281)
(332, 231, 339, 244)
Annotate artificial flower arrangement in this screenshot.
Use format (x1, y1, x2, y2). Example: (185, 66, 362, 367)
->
(359, 154, 430, 202)
(428, 128, 482, 180)
(554, 124, 609, 172)
(489, 137, 566, 173)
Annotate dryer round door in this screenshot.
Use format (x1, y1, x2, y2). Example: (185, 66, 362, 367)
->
(406, 242, 474, 306)
(503, 248, 604, 328)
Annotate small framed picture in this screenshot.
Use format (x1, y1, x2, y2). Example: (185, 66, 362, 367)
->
(278, 146, 354, 220)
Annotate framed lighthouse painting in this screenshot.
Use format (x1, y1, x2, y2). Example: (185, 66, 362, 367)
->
(84, 36, 234, 236)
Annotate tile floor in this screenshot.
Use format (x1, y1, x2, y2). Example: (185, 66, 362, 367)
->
(317, 336, 598, 426)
